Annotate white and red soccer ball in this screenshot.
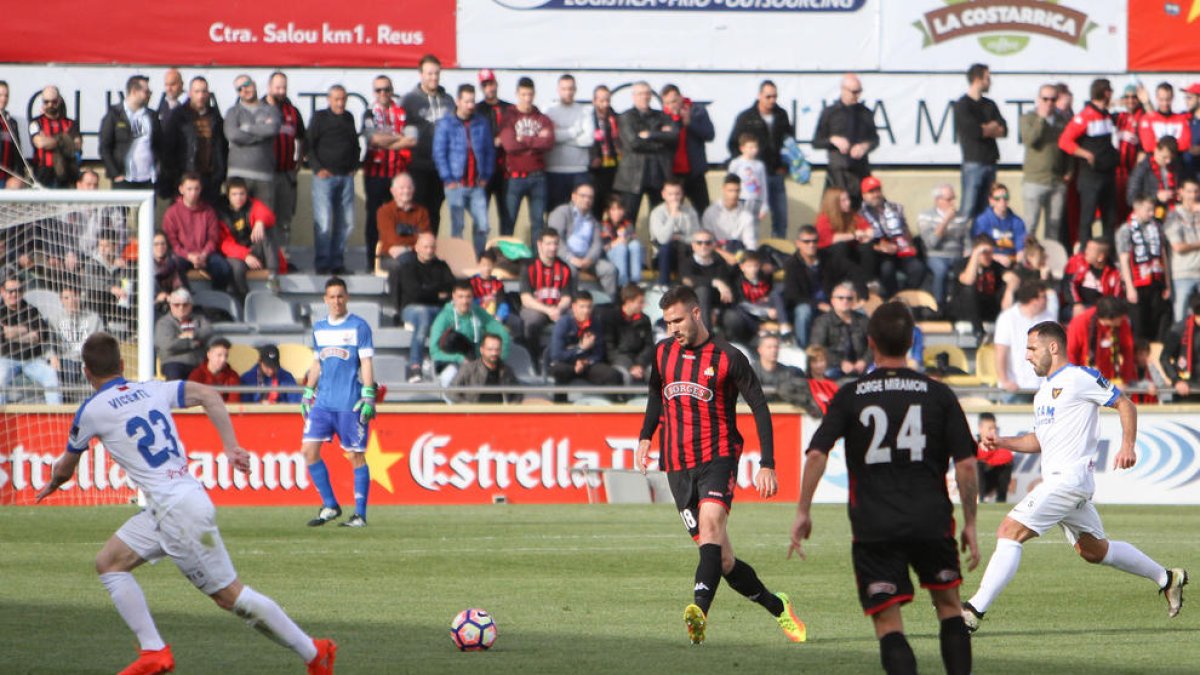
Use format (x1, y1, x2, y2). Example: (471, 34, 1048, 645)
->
(450, 608, 497, 651)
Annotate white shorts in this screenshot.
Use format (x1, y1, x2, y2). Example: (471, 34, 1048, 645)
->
(116, 488, 238, 595)
(1008, 480, 1107, 546)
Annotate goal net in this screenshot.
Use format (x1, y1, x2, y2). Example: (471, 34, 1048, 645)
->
(0, 189, 154, 505)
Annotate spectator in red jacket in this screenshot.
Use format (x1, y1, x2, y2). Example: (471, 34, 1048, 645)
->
(218, 177, 281, 299)
(499, 77, 555, 242)
(1059, 79, 1121, 243)
(187, 336, 240, 401)
(162, 172, 232, 292)
(1066, 296, 1137, 384)
(1138, 82, 1192, 155)
(1067, 237, 1123, 318)
(974, 413, 1013, 503)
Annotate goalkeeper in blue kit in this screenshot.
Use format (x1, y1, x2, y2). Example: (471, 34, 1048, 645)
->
(301, 277, 377, 527)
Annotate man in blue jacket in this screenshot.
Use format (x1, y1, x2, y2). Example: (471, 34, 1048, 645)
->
(239, 344, 300, 404)
(434, 84, 495, 254)
(548, 290, 622, 401)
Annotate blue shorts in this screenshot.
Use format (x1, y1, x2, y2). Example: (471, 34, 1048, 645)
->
(303, 408, 368, 451)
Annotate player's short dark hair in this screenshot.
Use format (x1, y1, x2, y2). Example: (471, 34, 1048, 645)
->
(179, 171, 201, 186)
(663, 176, 684, 190)
(659, 285, 699, 311)
(759, 79, 776, 92)
(1090, 78, 1112, 101)
(208, 336, 231, 351)
(452, 279, 473, 294)
(1158, 81, 1174, 95)
(126, 75, 149, 95)
(740, 250, 762, 264)
(723, 173, 741, 187)
(538, 228, 559, 242)
(82, 332, 122, 378)
(481, 332, 504, 348)
(418, 54, 441, 69)
(457, 83, 475, 98)
(867, 301, 914, 358)
(1096, 296, 1125, 319)
(619, 283, 644, 304)
(1156, 135, 1179, 153)
(478, 249, 497, 264)
(1014, 280, 1046, 305)
(1028, 320, 1067, 350)
(966, 63, 989, 84)
(517, 77, 535, 90)
(225, 176, 248, 193)
(798, 224, 818, 238)
(325, 276, 347, 292)
(574, 290, 593, 304)
(978, 412, 996, 424)
(1132, 193, 1155, 209)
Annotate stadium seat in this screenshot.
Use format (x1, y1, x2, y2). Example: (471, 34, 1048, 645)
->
(439, 237, 478, 278)
(277, 275, 324, 294)
(227, 343, 259, 374)
(924, 344, 969, 372)
(506, 343, 540, 383)
(276, 344, 314, 379)
(193, 288, 243, 322)
(371, 354, 409, 385)
(307, 301, 382, 330)
(374, 327, 414, 349)
(758, 237, 797, 256)
(975, 343, 997, 386)
(344, 275, 387, 296)
(862, 292, 884, 317)
(1041, 239, 1068, 279)
(24, 288, 62, 320)
(244, 291, 297, 333)
(893, 289, 940, 315)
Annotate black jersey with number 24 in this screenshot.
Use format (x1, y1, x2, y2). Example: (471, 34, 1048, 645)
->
(808, 367, 975, 543)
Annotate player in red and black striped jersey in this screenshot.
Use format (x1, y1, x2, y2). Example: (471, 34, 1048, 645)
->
(790, 302, 979, 675)
(636, 285, 806, 645)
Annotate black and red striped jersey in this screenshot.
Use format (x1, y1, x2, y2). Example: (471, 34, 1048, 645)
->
(29, 115, 77, 170)
(362, 102, 411, 178)
(469, 274, 504, 303)
(267, 96, 305, 173)
(737, 275, 772, 305)
(0, 111, 20, 175)
(519, 258, 574, 306)
(640, 336, 775, 472)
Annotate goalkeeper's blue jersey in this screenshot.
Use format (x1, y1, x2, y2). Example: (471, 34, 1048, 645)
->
(311, 313, 374, 411)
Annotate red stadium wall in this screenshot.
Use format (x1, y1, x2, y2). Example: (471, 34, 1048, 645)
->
(1, 410, 801, 506)
(0, 1, 456, 67)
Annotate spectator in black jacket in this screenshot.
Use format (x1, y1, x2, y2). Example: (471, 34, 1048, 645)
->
(954, 64, 1008, 222)
(727, 80, 794, 238)
(809, 281, 871, 379)
(1127, 136, 1181, 214)
(812, 74, 878, 209)
(605, 284, 654, 383)
(950, 234, 1008, 338)
(679, 229, 735, 330)
(661, 84, 715, 214)
(307, 85, 360, 275)
(782, 225, 866, 347)
(548, 291, 622, 400)
(612, 81, 679, 223)
(100, 75, 161, 192)
(398, 232, 455, 382)
(163, 76, 226, 205)
(723, 250, 789, 344)
(754, 333, 804, 399)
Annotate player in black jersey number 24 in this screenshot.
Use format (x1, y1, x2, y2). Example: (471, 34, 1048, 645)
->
(636, 285, 807, 645)
(789, 302, 980, 675)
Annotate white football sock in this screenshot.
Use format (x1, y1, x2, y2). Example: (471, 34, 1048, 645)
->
(968, 538, 1023, 613)
(232, 585, 318, 662)
(1101, 540, 1169, 587)
(99, 572, 166, 651)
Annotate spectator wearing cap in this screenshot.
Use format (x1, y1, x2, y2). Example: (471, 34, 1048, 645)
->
(954, 64, 1007, 222)
(476, 69, 515, 235)
(1183, 83, 1200, 180)
(402, 54, 456, 234)
(544, 74, 595, 211)
(154, 287, 213, 381)
(812, 73, 878, 209)
(239, 344, 300, 404)
(858, 175, 925, 296)
(188, 336, 241, 401)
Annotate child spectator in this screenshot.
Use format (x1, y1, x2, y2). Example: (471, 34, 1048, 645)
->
(727, 133, 769, 221)
(601, 195, 643, 288)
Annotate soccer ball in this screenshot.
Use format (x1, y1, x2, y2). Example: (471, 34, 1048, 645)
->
(450, 608, 497, 651)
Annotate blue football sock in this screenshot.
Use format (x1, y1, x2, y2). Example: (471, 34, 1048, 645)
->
(353, 465, 370, 519)
(306, 460, 338, 508)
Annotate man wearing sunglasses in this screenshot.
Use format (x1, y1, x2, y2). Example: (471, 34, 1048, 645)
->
(972, 183, 1026, 268)
(29, 85, 82, 188)
(813, 73, 879, 209)
(0, 275, 60, 403)
(1020, 84, 1068, 246)
(363, 75, 416, 273)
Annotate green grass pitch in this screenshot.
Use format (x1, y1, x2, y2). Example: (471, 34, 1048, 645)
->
(3, 503, 1198, 674)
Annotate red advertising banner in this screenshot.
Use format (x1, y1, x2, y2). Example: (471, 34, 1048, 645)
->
(1128, 0, 1200, 71)
(1, 410, 802, 506)
(0, 2, 456, 68)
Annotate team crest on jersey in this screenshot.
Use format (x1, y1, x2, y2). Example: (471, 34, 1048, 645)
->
(664, 381, 714, 401)
(320, 346, 351, 360)
(1052, 388, 1063, 399)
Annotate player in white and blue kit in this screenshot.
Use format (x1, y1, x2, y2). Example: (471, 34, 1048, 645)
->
(301, 277, 377, 527)
(963, 320, 1187, 632)
(36, 332, 337, 675)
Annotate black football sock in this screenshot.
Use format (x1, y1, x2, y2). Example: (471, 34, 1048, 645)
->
(879, 631, 918, 675)
(693, 543, 723, 615)
(939, 615, 972, 675)
(723, 558, 785, 616)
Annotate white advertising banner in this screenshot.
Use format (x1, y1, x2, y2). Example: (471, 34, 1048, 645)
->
(3, 65, 1190, 166)
(802, 410, 1200, 506)
(880, 0, 1128, 73)
(458, 0, 880, 72)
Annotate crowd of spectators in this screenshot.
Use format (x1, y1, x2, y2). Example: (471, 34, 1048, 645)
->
(5, 60, 1200, 404)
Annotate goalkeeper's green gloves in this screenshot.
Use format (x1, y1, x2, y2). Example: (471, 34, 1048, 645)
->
(300, 386, 316, 418)
(354, 385, 377, 424)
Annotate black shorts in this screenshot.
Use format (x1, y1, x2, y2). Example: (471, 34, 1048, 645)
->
(667, 457, 737, 539)
(852, 538, 962, 615)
